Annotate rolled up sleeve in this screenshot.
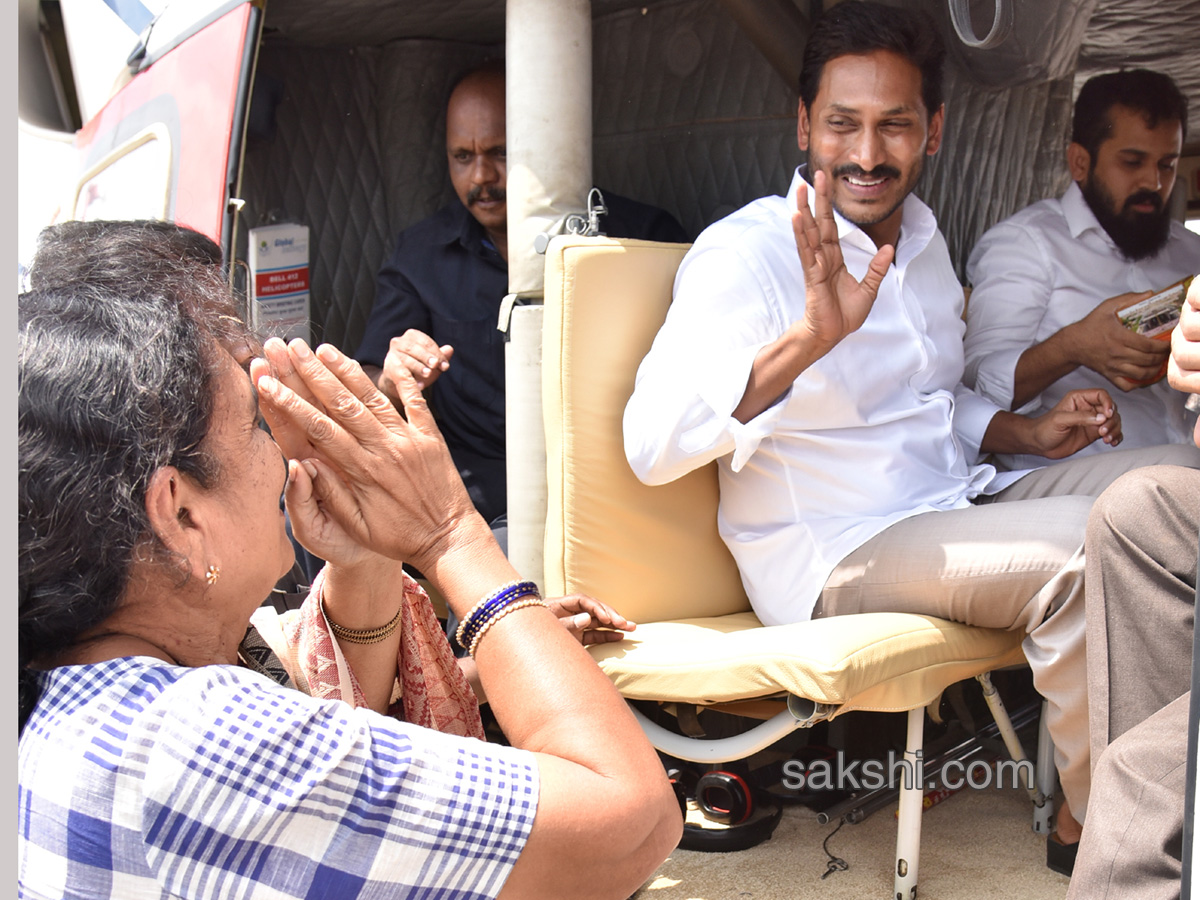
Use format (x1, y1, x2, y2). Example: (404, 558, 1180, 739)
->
(623, 246, 789, 485)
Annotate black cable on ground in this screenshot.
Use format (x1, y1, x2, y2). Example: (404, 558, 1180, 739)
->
(821, 819, 850, 879)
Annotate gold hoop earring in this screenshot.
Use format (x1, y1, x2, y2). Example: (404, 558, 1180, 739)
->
(205, 565, 221, 586)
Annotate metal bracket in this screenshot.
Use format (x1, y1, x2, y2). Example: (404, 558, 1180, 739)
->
(533, 188, 611, 254)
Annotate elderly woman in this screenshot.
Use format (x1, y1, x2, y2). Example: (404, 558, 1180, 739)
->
(18, 223, 681, 899)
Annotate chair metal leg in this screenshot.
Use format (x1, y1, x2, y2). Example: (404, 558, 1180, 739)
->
(894, 706, 923, 900)
(1034, 700, 1057, 834)
(975, 672, 1053, 833)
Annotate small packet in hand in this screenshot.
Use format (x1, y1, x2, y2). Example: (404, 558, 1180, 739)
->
(1117, 275, 1194, 385)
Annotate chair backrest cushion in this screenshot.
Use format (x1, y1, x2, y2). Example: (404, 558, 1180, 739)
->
(542, 236, 751, 623)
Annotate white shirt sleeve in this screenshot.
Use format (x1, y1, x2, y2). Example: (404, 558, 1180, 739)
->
(952, 382, 1002, 464)
(963, 220, 1056, 412)
(623, 243, 791, 485)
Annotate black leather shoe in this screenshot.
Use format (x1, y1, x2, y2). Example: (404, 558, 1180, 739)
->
(1047, 833, 1079, 876)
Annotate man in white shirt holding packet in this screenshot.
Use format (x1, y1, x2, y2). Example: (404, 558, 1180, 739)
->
(623, 0, 1200, 874)
(964, 68, 1200, 471)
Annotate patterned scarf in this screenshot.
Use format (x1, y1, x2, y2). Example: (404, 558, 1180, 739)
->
(245, 567, 484, 740)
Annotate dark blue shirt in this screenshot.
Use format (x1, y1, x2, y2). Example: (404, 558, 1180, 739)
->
(356, 193, 687, 524)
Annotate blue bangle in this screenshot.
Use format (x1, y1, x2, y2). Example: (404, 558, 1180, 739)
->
(456, 581, 541, 649)
(456, 581, 540, 647)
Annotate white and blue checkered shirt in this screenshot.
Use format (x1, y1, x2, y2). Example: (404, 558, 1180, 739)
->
(18, 657, 538, 899)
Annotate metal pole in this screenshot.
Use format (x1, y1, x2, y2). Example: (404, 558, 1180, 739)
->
(894, 707, 923, 900)
(503, 0, 593, 589)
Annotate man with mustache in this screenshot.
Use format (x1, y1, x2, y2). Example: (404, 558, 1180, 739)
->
(964, 69, 1200, 470)
(624, 1, 1200, 874)
(356, 59, 685, 562)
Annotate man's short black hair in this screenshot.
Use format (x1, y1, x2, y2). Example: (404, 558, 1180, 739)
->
(1072, 69, 1188, 159)
(798, 1, 945, 117)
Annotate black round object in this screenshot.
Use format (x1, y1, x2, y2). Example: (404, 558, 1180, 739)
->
(677, 795, 784, 853)
(695, 770, 753, 825)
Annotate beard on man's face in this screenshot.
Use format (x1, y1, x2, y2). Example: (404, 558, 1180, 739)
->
(1080, 170, 1171, 262)
(826, 162, 910, 227)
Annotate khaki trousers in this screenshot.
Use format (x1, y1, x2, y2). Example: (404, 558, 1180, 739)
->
(813, 443, 1200, 822)
(1084, 464, 1199, 761)
(1067, 693, 1189, 900)
(1065, 464, 1198, 899)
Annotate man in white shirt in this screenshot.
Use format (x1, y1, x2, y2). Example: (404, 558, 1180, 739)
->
(623, 0, 1200, 871)
(964, 69, 1200, 471)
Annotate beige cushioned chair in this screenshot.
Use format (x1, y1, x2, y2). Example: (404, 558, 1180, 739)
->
(541, 235, 1044, 898)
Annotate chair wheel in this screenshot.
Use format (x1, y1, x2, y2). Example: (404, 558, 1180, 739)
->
(695, 770, 753, 825)
(678, 791, 783, 852)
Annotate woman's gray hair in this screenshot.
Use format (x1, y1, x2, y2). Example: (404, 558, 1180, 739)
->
(19, 221, 250, 727)
(30, 218, 224, 287)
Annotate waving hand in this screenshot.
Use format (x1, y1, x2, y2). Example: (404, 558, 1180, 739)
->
(792, 169, 895, 351)
(732, 170, 895, 424)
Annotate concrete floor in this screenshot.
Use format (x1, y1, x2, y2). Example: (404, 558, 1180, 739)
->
(633, 767, 1069, 900)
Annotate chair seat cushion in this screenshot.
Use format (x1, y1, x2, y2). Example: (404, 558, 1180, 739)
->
(589, 611, 1026, 717)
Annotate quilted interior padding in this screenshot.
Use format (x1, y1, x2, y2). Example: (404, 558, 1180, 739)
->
(921, 65, 1076, 281)
(588, 612, 1026, 714)
(592, 0, 799, 241)
(236, 37, 497, 353)
(262, 0, 649, 47)
(1076, 0, 1200, 142)
(236, 40, 391, 351)
(934, 0, 1099, 88)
